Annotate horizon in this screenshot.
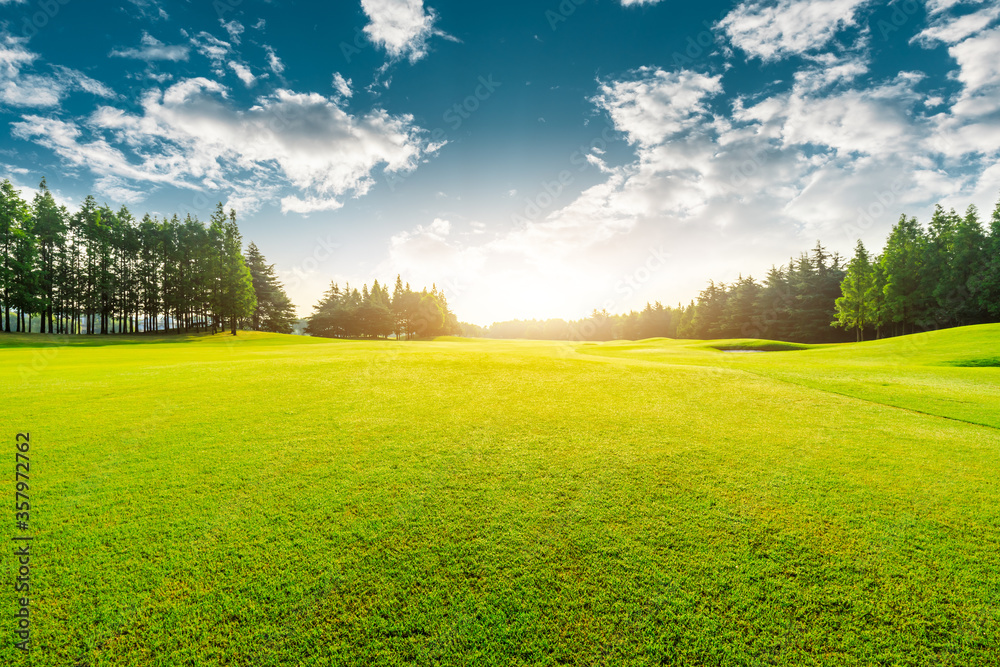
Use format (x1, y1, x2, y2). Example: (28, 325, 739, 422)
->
(2, 0, 999, 326)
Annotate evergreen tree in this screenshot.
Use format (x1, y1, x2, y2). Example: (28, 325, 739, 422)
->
(245, 242, 297, 333)
(221, 210, 256, 335)
(0, 181, 31, 332)
(880, 215, 926, 335)
(834, 240, 876, 341)
(974, 198, 1000, 319)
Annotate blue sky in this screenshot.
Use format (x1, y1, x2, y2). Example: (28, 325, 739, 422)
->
(2, 0, 999, 324)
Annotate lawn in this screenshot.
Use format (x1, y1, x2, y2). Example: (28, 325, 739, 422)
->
(2, 326, 999, 665)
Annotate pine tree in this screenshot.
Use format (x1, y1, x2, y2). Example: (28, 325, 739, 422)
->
(834, 240, 876, 341)
(245, 242, 297, 333)
(880, 215, 926, 335)
(221, 210, 256, 335)
(974, 197, 1000, 319)
(0, 181, 31, 332)
(31, 179, 66, 333)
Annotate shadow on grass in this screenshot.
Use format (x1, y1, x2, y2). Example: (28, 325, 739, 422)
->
(0, 331, 233, 349)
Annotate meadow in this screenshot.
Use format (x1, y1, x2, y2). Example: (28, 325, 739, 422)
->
(2, 325, 999, 665)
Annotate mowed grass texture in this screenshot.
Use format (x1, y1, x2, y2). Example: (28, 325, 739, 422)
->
(1, 327, 999, 666)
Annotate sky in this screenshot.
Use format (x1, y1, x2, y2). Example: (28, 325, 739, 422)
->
(1, 0, 999, 325)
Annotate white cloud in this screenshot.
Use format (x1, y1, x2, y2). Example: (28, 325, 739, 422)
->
(124, 0, 168, 21)
(227, 61, 256, 86)
(948, 25, 1000, 91)
(110, 32, 189, 61)
(0, 34, 35, 77)
(620, 0, 664, 5)
(280, 195, 344, 214)
(374, 53, 1000, 324)
(190, 32, 230, 71)
(0, 77, 61, 107)
(53, 66, 116, 99)
(263, 45, 284, 75)
(913, 4, 1000, 45)
(360, 0, 450, 63)
(718, 0, 869, 61)
(220, 20, 244, 45)
(592, 68, 722, 146)
(1, 35, 115, 108)
(332, 72, 352, 99)
(12, 78, 441, 212)
(94, 175, 146, 204)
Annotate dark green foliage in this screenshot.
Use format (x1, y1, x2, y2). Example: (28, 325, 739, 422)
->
(244, 242, 297, 334)
(306, 277, 459, 339)
(0, 179, 263, 336)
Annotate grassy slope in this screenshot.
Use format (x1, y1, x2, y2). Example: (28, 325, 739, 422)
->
(581, 324, 1000, 429)
(1, 328, 998, 665)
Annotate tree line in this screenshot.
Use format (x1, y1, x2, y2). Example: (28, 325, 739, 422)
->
(0, 179, 296, 335)
(476, 197, 1000, 343)
(306, 277, 461, 339)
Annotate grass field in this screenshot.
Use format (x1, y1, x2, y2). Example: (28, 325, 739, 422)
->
(2, 325, 999, 665)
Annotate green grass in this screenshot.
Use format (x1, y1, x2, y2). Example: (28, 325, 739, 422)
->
(1, 325, 999, 665)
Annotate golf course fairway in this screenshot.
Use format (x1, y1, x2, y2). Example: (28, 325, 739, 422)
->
(2, 325, 999, 665)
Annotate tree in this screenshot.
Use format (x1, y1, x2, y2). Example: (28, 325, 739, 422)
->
(245, 242, 297, 333)
(880, 215, 926, 335)
(413, 290, 446, 338)
(220, 209, 256, 335)
(834, 240, 876, 341)
(31, 178, 66, 333)
(0, 181, 32, 332)
(974, 198, 1000, 319)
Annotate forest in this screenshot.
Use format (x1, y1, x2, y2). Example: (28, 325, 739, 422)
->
(305, 278, 461, 340)
(0, 179, 460, 340)
(471, 198, 1000, 343)
(0, 179, 296, 335)
(4, 178, 998, 345)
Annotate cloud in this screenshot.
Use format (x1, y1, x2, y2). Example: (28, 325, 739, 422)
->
(189, 32, 231, 71)
(124, 0, 169, 21)
(227, 61, 256, 86)
(374, 49, 1000, 324)
(718, 0, 869, 61)
(220, 20, 244, 45)
(1, 35, 115, 108)
(94, 175, 147, 204)
(332, 72, 352, 99)
(110, 32, 189, 61)
(913, 3, 1000, 45)
(263, 45, 284, 75)
(280, 195, 345, 214)
(12, 78, 442, 213)
(592, 68, 723, 146)
(360, 0, 452, 63)
(0, 34, 36, 78)
(620, 0, 664, 5)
